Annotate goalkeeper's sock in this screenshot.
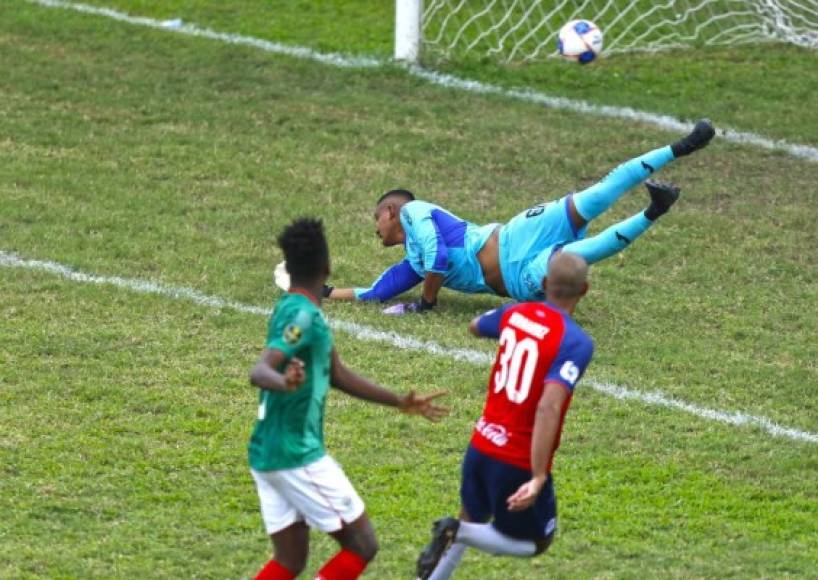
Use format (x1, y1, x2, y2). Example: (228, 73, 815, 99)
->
(560, 211, 653, 265)
(572, 146, 675, 221)
(644, 179, 680, 221)
(671, 119, 715, 157)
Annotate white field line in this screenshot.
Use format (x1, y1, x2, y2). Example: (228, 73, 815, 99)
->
(27, 0, 381, 68)
(2, 250, 816, 445)
(25, 0, 818, 164)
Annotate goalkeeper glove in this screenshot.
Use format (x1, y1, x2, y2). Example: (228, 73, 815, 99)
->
(382, 297, 436, 315)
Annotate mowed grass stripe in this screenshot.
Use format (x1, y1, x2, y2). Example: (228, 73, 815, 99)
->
(6, 0, 816, 427)
(25, 0, 818, 163)
(3, 249, 816, 445)
(2, 6, 816, 577)
(3, 259, 817, 579)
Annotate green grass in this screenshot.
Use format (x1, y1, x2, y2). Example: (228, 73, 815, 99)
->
(66, 0, 818, 146)
(1, 1, 817, 578)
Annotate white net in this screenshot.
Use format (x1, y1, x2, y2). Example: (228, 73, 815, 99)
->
(422, 0, 818, 62)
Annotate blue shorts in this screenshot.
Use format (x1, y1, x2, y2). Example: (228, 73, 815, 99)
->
(498, 195, 587, 301)
(460, 445, 557, 541)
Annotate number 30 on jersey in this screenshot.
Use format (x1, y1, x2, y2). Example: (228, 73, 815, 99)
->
(493, 327, 581, 404)
(493, 328, 539, 404)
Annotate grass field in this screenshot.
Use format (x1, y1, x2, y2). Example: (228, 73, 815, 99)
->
(1, 1, 817, 578)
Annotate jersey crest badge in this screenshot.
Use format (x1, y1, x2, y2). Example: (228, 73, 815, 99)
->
(283, 324, 302, 344)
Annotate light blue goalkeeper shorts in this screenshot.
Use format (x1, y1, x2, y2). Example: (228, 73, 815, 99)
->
(498, 194, 587, 301)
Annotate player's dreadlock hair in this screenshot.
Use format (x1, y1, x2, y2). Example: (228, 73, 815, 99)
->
(377, 188, 415, 205)
(277, 218, 329, 282)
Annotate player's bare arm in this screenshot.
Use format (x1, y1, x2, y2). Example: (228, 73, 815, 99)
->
(277, 258, 423, 304)
(329, 262, 422, 303)
(330, 349, 449, 421)
(249, 348, 305, 392)
(326, 287, 357, 300)
(283, 265, 430, 310)
(507, 381, 570, 512)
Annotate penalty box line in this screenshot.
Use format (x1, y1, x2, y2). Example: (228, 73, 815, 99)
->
(24, 0, 818, 164)
(2, 249, 816, 445)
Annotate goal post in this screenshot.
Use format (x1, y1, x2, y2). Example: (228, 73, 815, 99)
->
(397, 0, 818, 64)
(395, 0, 423, 62)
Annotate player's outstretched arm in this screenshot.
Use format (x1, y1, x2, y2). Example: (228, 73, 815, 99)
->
(329, 349, 448, 421)
(274, 261, 353, 300)
(324, 287, 357, 300)
(507, 381, 569, 512)
(353, 259, 423, 303)
(249, 349, 305, 392)
(276, 259, 423, 303)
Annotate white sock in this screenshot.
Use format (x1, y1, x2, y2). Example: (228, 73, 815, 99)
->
(455, 522, 536, 556)
(428, 543, 466, 580)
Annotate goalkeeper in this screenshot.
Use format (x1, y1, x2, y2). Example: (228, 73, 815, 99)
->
(282, 120, 714, 313)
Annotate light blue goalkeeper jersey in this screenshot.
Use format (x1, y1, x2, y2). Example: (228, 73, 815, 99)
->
(401, 200, 499, 294)
(354, 200, 499, 300)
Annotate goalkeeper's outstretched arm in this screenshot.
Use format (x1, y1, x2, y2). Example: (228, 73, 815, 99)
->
(327, 259, 423, 302)
(275, 259, 422, 302)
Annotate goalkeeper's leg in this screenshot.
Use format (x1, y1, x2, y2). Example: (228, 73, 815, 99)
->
(565, 180, 680, 265)
(518, 216, 659, 301)
(571, 120, 713, 225)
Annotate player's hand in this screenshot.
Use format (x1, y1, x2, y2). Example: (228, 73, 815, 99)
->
(398, 390, 449, 422)
(282, 357, 305, 391)
(506, 476, 546, 512)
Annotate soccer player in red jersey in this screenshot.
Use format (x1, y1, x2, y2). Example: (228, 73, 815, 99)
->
(416, 251, 594, 579)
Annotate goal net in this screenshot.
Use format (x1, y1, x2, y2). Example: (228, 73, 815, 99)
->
(420, 0, 818, 62)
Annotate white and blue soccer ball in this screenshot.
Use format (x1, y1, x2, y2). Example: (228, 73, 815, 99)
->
(558, 19, 603, 64)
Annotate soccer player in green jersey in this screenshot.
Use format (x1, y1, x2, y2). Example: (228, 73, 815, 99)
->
(248, 218, 448, 580)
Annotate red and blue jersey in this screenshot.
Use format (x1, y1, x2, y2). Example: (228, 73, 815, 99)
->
(471, 301, 593, 471)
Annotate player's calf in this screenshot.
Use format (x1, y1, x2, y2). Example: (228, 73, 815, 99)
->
(331, 514, 380, 562)
(266, 522, 309, 578)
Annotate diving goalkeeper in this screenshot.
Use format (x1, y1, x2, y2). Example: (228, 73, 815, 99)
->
(278, 120, 715, 313)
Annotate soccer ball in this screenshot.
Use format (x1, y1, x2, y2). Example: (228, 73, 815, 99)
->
(557, 19, 603, 64)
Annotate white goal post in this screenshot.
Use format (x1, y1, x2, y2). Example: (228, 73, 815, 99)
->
(395, 0, 818, 63)
(395, 0, 423, 61)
